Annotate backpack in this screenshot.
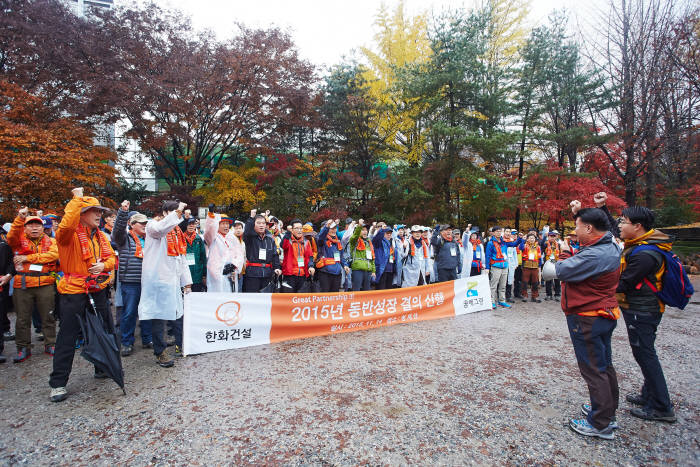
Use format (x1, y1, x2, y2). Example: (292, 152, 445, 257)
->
(629, 245, 694, 310)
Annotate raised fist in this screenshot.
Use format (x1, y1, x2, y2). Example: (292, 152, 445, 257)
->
(358, 218, 365, 226)
(184, 209, 191, 218)
(18, 206, 29, 218)
(570, 200, 581, 215)
(177, 202, 187, 212)
(72, 187, 84, 198)
(593, 192, 607, 207)
(121, 200, 130, 211)
(36, 210, 43, 217)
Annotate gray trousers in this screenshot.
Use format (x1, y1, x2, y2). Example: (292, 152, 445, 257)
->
(489, 267, 508, 304)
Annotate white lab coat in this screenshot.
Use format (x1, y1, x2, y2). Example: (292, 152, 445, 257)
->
(138, 211, 192, 321)
(204, 214, 245, 293)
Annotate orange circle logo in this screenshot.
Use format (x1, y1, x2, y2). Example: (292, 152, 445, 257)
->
(215, 301, 242, 327)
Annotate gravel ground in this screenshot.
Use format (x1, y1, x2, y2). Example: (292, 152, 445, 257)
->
(1, 278, 698, 466)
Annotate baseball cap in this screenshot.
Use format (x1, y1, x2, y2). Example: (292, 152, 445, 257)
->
(79, 197, 110, 214)
(129, 213, 148, 224)
(41, 216, 53, 229)
(24, 216, 43, 226)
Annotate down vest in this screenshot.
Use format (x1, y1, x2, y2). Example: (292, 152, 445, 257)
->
(112, 208, 144, 284)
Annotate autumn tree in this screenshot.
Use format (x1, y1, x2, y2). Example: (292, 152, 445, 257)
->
(0, 82, 117, 218)
(192, 162, 266, 217)
(97, 3, 316, 191)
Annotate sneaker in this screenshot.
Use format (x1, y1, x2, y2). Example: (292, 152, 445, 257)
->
(50, 386, 68, 402)
(554, 294, 561, 299)
(569, 418, 614, 440)
(580, 404, 619, 429)
(75, 338, 84, 349)
(498, 301, 512, 308)
(142, 341, 153, 349)
(531, 298, 542, 303)
(37, 332, 44, 341)
(545, 296, 552, 301)
(156, 351, 174, 368)
(94, 369, 108, 379)
(13, 347, 31, 363)
(492, 304, 497, 310)
(174, 345, 183, 358)
(630, 407, 677, 423)
(626, 393, 646, 406)
(44, 344, 55, 356)
(3, 331, 15, 341)
(121, 345, 133, 357)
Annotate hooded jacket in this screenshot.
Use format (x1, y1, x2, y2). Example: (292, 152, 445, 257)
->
(616, 229, 672, 313)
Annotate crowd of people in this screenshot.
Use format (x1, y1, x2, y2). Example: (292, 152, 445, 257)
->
(0, 188, 688, 441)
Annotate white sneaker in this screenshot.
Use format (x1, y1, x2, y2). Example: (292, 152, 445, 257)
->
(50, 386, 68, 402)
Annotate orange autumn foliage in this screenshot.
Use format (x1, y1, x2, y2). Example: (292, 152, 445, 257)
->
(0, 82, 117, 218)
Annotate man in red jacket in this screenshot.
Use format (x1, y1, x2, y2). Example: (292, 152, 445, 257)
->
(554, 207, 621, 440)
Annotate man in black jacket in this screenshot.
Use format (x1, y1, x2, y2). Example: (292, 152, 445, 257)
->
(243, 209, 281, 292)
(617, 206, 676, 423)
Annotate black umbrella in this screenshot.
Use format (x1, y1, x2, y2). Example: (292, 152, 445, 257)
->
(77, 294, 126, 394)
(259, 276, 280, 293)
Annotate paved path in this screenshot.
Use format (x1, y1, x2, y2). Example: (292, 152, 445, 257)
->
(1, 280, 698, 465)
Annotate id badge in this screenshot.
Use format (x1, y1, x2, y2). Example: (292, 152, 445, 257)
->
(365, 249, 373, 260)
(450, 247, 457, 257)
(475, 251, 480, 259)
(259, 248, 267, 261)
(29, 264, 43, 272)
(297, 256, 305, 268)
(389, 255, 394, 263)
(528, 252, 535, 261)
(186, 253, 196, 266)
(333, 252, 340, 262)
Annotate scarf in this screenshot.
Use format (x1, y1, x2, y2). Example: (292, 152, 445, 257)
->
(456, 238, 463, 248)
(469, 238, 481, 251)
(77, 224, 112, 262)
(184, 230, 197, 246)
(410, 236, 428, 258)
(130, 230, 144, 258)
(166, 226, 187, 257)
(523, 243, 540, 263)
(356, 237, 375, 259)
(493, 238, 504, 259)
(18, 234, 53, 256)
(546, 240, 560, 260)
(326, 235, 342, 250)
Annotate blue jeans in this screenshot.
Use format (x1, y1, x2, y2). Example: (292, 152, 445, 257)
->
(120, 282, 151, 346)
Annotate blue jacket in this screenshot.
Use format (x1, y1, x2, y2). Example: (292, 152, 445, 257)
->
(372, 228, 397, 282)
(484, 237, 522, 269)
(317, 226, 347, 275)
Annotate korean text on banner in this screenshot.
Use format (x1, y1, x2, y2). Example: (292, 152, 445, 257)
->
(183, 276, 492, 356)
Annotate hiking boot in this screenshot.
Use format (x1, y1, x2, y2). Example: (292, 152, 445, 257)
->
(44, 344, 55, 356)
(568, 418, 614, 440)
(3, 331, 14, 341)
(531, 298, 542, 303)
(554, 294, 561, 299)
(630, 407, 676, 423)
(498, 301, 512, 308)
(522, 298, 529, 303)
(626, 393, 646, 406)
(13, 347, 31, 363)
(37, 332, 44, 341)
(581, 404, 619, 429)
(156, 351, 174, 368)
(142, 341, 153, 349)
(166, 335, 176, 347)
(175, 345, 183, 358)
(50, 386, 68, 402)
(121, 345, 133, 357)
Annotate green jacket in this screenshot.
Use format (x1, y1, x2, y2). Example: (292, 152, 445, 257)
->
(349, 225, 376, 273)
(186, 235, 207, 285)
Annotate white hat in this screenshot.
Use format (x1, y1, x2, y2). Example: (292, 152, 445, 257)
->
(411, 225, 422, 232)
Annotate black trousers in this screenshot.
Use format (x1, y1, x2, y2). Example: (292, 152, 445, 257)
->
(50, 290, 113, 388)
(281, 275, 307, 293)
(622, 311, 672, 412)
(513, 266, 523, 297)
(437, 268, 457, 283)
(243, 275, 272, 293)
(318, 271, 341, 292)
(191, 283, 206, 292)
(469, 266, 481, 277)
(376, 270, 393, 290)
(546, 279, 561, 297)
